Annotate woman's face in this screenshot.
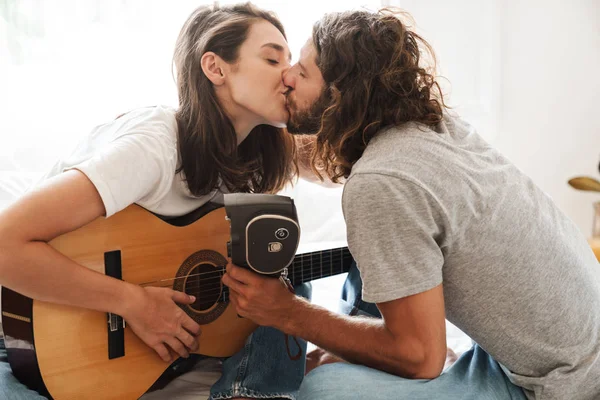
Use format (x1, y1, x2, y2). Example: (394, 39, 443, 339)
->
(222, 20, 291, 129)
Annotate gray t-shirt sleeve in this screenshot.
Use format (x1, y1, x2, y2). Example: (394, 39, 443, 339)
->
(342, 173, 447, 303)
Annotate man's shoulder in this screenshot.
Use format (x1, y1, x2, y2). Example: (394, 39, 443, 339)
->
(348, 123, 438, 183)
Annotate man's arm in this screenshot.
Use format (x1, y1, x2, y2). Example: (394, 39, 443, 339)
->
(294, 135, 342, 187)
(222, 265, 447, 379)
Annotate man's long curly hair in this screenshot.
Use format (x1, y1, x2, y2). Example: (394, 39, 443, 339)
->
(311, 9, 446, 182)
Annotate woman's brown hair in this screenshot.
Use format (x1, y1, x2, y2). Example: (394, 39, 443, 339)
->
(173, 2, 296, 196)
(311, 9, 446, 182)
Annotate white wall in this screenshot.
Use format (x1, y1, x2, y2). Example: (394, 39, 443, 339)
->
(494, 0, 600, 237)
(392, 0, 600, 237)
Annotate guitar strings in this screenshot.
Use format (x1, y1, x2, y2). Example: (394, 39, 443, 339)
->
(144, 257, 351, 293)
(148, 253, 353, 293)
(137, 251, 351, 287)
(146, 255, 354, 300)
(143, 253, 352, 291)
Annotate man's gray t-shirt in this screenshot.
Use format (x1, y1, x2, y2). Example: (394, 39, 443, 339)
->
(342, 115, 600, 400)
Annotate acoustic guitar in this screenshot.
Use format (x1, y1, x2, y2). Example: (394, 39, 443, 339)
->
(1, 199, 352, 399)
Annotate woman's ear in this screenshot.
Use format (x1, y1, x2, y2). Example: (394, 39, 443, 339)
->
(200, 52, 225, 85)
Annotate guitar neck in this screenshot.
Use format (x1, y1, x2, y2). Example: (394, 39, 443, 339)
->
(288, 247, 353, 285)
(222, 247, 352, 303)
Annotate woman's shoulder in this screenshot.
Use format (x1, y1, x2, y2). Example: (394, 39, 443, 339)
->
(125, 104, 177, 120)
(88, 105, 179, 155)
(113, 105, 178, 137)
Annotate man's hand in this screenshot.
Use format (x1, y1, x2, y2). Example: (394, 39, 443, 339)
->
(121, 285, 202, 363)
(222, 264, 301, 330)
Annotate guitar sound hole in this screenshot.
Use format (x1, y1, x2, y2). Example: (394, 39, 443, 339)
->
(185, 263, 223, 311)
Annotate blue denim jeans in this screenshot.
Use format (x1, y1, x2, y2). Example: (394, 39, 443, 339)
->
(0, 340, 47, 400)
(299, 262, 527, 400)
(209, 282, 311, 400)
(0, 283, 311, 400)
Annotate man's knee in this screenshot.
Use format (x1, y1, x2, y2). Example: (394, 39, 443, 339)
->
(294, 282, 312, 301)
(298, 364, 347, 400)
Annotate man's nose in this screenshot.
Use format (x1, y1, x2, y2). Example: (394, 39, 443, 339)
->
(282, 68, 295, 90)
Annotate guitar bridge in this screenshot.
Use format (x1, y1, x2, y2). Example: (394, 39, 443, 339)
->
(108, 313, 126, 332)
(105, 250, 125, 359)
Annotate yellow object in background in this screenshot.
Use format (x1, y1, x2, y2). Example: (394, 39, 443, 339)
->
(590, 238, 600, 262)
(590, 202, 600, 262)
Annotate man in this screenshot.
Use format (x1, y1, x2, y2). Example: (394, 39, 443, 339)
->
(222, 8, 600, 400)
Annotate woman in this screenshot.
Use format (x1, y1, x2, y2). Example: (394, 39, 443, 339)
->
(0, 3, 309, 399)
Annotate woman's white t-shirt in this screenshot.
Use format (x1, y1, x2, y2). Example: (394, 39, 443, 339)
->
(41, 106, 220, 218)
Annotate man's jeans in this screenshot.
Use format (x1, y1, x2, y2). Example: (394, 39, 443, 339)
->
(0, 283, 311, 400)
(209, 282, 311, 400)
(298, 262, 528, 400)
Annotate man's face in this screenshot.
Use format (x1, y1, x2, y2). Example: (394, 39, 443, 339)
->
(283, 39, 329, 134)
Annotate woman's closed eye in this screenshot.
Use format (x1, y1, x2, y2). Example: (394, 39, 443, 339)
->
(267, 59, 279, 65)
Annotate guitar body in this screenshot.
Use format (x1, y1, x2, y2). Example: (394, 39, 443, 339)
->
(2, 199, 353, 400)
(2, 203, 257, 400)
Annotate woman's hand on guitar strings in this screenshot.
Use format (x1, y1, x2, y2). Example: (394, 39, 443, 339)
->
(121, 285, 202, 363)
(222, 263, 303, 331)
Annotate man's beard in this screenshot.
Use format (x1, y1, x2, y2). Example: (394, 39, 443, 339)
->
(286, 90, 330, 135)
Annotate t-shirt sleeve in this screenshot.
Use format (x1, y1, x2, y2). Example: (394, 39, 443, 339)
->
(67, 121, 178, 218)
(342, 173, 448, 303)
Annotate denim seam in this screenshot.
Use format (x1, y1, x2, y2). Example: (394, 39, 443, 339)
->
(209, 387, 295, 400)
(232, 332, 254, 394)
